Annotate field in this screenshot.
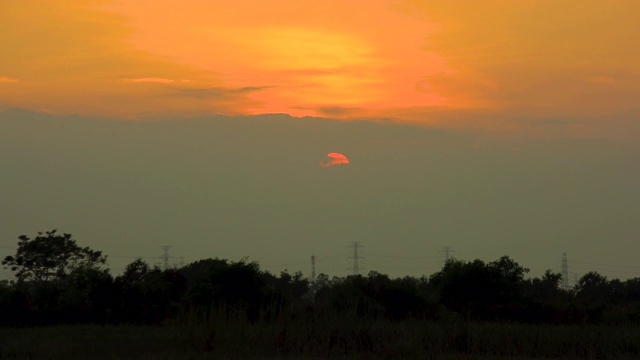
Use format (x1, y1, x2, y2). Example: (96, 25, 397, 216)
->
(2, 310, 640, 360)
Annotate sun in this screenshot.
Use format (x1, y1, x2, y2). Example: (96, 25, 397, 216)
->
(321, 152, 350, 167)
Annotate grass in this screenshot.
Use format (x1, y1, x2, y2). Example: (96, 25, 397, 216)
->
(1, 309, 639, 359)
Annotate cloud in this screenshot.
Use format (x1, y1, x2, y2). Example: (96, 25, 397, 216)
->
(315, 106, 356, 116)
(104, 2, 445, 119)
(165, 86, 270, 99)
(587, 76, 618, 85)
(0, 2, 225, 118)
(530, 119, 574, 128)
(0, 77, 18, 83)
(320, 152, 350, 168)
(126, 77, 176, 83)
(399, 0, 640, 131)
(2, 0, 639, 138)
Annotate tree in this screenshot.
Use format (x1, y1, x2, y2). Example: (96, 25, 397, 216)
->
(119, 258, 150, 285)
(429, 256, 529, 320)
(271, 270, 309, 303)
(574, 271, 611, 323)
(524, 270, 563, 303)
(2, 230, 107, 282)
(575, 271, 610, 305)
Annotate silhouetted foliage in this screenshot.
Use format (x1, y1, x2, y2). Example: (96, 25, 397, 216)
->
(0, 230, 112, 325)
(429, 257, 529, 321)
(3, 232, 640, 328)
(574, 271, 616, 323)
(113, 259, 186, 324)
(120, 258, 150, 285)
(176, 257, 288, 323)
(2, 230, 107, 283)
(180, 258, 265, 307)
(269, 269, 309, 304)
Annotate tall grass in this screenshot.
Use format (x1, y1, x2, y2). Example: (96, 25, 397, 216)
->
(174, 304, 640, 359)
(1, 306, 639, 359)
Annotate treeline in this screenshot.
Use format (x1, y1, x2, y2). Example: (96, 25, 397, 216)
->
(1, 230, 640, 326)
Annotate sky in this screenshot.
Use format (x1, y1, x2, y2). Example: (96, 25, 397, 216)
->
(1, 1, 639, 281)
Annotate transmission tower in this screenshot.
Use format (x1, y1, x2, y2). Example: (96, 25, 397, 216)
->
(161, 246, 171, 271)
(349, 242, 364, 275)
(561, 252, 569, 290)
(441, 246, 455, 263)
(310, 255, 316, 284)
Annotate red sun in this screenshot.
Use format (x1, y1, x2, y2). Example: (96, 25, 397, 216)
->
(321, 152, 350, 167)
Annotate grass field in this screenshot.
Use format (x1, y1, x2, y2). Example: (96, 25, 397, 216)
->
(1, 309, 640, 360)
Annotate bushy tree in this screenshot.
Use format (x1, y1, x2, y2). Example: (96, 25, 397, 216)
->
(268, 270, 309, 303)
(119, 258, 150, 285)
(575, 271, 609, 304)
(429, 256, 529, 320)
(0, 230, 112, 324)
(180, 258, 271, 320)
(2, 230, 107, 283)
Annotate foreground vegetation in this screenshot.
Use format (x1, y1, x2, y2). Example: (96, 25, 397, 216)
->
(1, 316, 640, 359)
(2, 230, 640, 358)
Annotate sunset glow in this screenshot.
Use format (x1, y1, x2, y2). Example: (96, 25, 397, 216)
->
(2, 1, 640, 323)
(1, 1, 639, 134)
(321, 153, 350, 168)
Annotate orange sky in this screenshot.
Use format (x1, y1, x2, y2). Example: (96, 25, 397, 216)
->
(1, 0, 639, 134)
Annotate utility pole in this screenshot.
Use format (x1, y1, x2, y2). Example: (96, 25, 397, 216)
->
(441, 246, 454, 263)
(161, 246, 171, 271)
(310, 255, 316, 284)
(561, 252, 569, 290)
(309, 254, 320, 301)
(349, 242, 364, 276)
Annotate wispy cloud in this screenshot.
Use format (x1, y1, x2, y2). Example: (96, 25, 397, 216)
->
(587, 76, 618, 85)
(315, 106, 355, 116)
(165, 86, 270, 99)
(530, 119, 574, 128)
(0, 77, 18, 83)
(126, 77, 177, 84)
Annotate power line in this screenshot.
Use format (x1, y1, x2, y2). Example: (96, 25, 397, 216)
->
(170, 245, 201, 253)
(569, 266, 640, 276)
(569, 260, 640, 269)
(314, 252, 346, 259)
(106, 254, 149, 259)
(261, 260, 308, 268)
(366, 252, 440, 260)
(367, 263, 441, 271)
(319, 257, 347, 264)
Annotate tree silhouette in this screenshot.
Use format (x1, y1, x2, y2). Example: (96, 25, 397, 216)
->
(120, 258, 150, 285)
(429, 256, 530, 320)
(2, 239, 640, 327)
(2, 230, 107, 283)
(0, 230, 111, 324)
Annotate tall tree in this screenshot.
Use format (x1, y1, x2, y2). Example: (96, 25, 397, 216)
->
(2, 230, 107, 282)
